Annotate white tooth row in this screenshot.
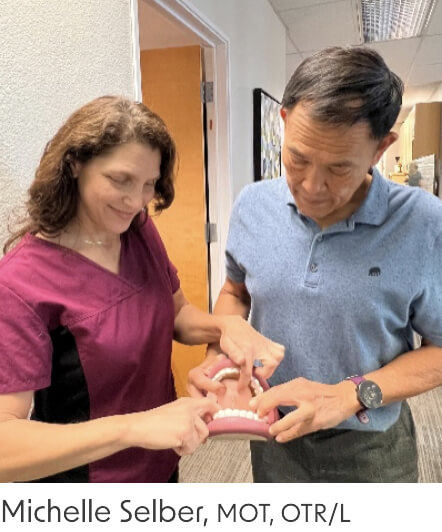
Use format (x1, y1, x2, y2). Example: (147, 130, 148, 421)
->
(250, 378, 264, 395)
(212, 368, 264, 395)
(213, 409, 266, 422)
(212, 367, 240, 380)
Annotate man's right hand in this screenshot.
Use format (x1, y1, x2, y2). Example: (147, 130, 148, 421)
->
(188, 278, 284, 398)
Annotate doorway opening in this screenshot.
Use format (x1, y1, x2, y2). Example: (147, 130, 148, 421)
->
(131, 0, 231, 395)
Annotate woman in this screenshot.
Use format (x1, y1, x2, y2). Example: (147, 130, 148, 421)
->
(0, 96, 284, 482)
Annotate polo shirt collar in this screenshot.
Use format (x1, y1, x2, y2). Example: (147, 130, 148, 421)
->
(352, 168, 389, 226)
(284, 168, 389, 227)
(284, 178, 296, 207)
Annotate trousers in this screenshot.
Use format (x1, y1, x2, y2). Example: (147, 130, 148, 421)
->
(250, 401, 418, 482)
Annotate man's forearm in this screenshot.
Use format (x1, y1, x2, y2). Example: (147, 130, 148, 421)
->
(364, 344, 442, 404)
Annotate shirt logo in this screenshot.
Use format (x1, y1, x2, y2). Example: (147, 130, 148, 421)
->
(369, 267, 381, 277)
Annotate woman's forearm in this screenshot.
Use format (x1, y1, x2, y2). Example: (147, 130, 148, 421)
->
(173, 302, 229, 345)
(0, 415, 127, 482)
(173, 280, 252, 346)
(0, 396, 217, 482)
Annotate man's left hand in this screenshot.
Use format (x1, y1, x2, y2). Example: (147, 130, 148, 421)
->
(249, 377, 360, 442)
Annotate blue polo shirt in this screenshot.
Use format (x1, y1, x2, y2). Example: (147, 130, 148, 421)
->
(225, 169, 442, 431)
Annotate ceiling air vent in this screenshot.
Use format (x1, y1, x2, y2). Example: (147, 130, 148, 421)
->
(361, 0, 436, 42)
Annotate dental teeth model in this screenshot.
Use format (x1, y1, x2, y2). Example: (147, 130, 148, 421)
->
(206, 357, 279, 441)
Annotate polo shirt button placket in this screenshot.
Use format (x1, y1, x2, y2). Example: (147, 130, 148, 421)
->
(310, 263, 318, 273)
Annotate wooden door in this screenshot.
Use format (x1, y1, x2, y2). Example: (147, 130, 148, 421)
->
(140, 46, 208, 397)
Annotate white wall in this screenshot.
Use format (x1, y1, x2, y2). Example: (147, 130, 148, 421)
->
(382, 144, 401, 177)
(381, 124, 402, 177)
(0, 0, 136, 251)
(139, 0, 201, 49)
(430, 83, 442, 101)
(182, 0, 286, 198)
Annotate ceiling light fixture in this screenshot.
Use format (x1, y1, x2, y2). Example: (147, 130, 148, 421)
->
(361, 0, 436, 42)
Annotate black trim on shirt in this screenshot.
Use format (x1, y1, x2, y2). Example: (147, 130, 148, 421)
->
(30, 326, 90, 482)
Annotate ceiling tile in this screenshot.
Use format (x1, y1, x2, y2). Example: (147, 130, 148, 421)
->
(426, 0, 442, 35)
(414, 35, 442, 64)
(286, 53, 304, 80)
(271, 0, 336, 11)
(284, 1, 360, 52)
(366, 38, 420, 82)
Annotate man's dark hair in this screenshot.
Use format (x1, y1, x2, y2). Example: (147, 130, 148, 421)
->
(282, 46, 403, 139)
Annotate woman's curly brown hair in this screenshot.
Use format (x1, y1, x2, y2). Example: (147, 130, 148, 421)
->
(4, 96, 176, 253)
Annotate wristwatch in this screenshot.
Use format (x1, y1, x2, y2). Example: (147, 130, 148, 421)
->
(346, 375, 383, 424)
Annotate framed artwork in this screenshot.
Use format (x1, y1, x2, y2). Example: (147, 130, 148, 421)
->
(253, 88, 282, 181)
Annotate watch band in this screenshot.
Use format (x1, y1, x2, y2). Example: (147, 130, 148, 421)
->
(346, 375, 370, 424)
(347, 375, 365, 386)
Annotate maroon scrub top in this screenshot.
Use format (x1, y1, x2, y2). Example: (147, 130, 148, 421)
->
(0, 218, 180, 482)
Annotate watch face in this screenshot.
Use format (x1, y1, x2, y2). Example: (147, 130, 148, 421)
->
(358, 380, 383, 409)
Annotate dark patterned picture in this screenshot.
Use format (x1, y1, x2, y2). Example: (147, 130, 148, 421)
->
(253, 88, 282, 181)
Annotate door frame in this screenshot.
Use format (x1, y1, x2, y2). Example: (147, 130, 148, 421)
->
(130, 0, 232, 302)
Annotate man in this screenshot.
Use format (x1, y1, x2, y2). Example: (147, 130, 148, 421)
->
(406, 162, 423, 187)
(189, 46, 442, 482)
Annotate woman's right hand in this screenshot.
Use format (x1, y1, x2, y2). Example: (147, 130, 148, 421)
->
(121, 397, 219, 456)
(0, 393, 218, 482)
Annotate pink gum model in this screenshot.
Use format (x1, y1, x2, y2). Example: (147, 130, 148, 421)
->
(206, 357, 279, 441)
